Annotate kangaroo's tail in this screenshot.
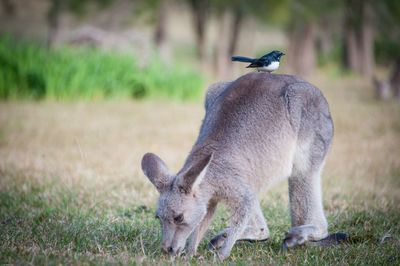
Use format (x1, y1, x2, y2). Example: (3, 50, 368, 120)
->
(231, 56, 255, 63)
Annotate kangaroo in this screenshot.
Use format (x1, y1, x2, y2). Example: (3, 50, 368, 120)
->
(141, 72, 334, 260)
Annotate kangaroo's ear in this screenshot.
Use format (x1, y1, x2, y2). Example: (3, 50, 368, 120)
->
(141, 153, 172, 193)
(178, 153, 212, 194)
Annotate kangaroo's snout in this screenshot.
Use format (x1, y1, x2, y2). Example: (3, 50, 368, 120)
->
(168, 247, 174, 254)
(161, 245, 180, 256)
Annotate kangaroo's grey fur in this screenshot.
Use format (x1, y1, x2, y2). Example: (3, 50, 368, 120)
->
(141, 72, 334, 260)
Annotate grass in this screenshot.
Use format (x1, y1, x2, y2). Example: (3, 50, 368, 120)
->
(1, 180, 399, 265)
(1, 74, 400, 264)
(0, 37, 204, 101)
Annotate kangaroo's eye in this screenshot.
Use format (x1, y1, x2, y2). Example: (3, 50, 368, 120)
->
(178, 185, 186, 194)
(173, 214, 184, 224)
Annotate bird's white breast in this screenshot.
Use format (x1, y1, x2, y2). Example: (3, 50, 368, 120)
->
(259, 61, 280, 72)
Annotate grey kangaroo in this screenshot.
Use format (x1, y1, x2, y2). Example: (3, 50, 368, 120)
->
(141, 72, 334, 260)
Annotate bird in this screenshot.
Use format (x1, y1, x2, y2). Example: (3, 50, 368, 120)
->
(231, 50, 285, 73)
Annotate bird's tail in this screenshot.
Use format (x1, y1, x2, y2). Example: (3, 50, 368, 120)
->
(231, 56, 255, 63)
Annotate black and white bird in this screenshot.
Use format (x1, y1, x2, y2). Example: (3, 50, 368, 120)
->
(231, 50, 285, 73)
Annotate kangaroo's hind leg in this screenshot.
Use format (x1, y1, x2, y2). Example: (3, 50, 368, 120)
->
(282, 84, 334, 249)
(284, 163, 328, 248)
(283, 137, 330, 248)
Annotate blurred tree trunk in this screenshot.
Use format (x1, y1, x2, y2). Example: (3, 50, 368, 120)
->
(188, 0, 209, 61)
(391, 58, 400, 100)
(342, 0, 374, 78)
(214, 8, 243, 79)
(47, 0, 63, 49)
(215, 10, 230, 79)
(343, 25, 360, 71)
(316, 29, 332, 59)
(228, 8, 243, 56)
(359, 2, 374, 78)
(153, 0, 170, 63)
(287, 22, 316, 76)
(1, 0, 15, 16)
(343, 0, 360, 71)
(154, 0, 167, 47)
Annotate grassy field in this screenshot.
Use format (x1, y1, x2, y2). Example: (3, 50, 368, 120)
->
(1, 74, 400, 265)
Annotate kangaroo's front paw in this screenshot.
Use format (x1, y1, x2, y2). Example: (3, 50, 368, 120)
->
(208, 231, 228, 250)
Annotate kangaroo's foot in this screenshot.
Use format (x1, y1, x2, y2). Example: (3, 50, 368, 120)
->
(283, 224, 328, 249)
(309, 232, 349, 247)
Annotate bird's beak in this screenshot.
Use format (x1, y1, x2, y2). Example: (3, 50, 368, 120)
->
(282, 53, 285, 56)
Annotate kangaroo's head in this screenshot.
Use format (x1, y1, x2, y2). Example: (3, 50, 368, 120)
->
(141, 152, 212, 256)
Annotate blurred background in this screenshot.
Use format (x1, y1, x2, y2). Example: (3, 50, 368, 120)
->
(1, 1, 400, 264)
(0, 0, 400, 203)
(0, 0, 399, 100)
(1, 0, 400, 204)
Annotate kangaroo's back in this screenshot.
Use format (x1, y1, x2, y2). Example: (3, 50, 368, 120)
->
(192, 72, 333, 190)
(199, 73, 305, 144)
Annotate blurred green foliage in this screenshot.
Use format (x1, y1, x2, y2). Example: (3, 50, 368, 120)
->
(373, 0, 400, 65)
(0, 37, 204, 101)
(374, 40, 400, 65)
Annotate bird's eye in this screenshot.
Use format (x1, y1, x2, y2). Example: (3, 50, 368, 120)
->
(173, 214, 184, 224)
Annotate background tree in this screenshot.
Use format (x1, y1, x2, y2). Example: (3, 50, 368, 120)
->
(187, 0, 210, 61)
(137, 0, 171, 62)
(285, 0, 342, 76)
(1, 0, 15, 17)
(47, 0, 64, 48)
(46, 0, 112, 48)
(373, 0, 400, 99)
(153, 0, 167, 48)
(210, 0, 247, 78)
(342, 0, 374, 78)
